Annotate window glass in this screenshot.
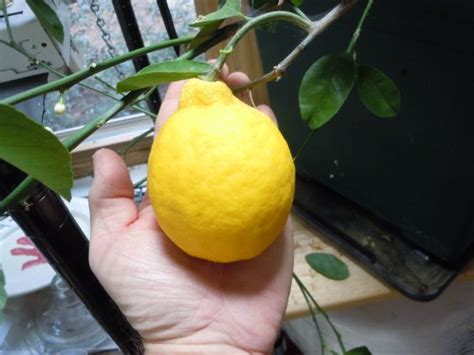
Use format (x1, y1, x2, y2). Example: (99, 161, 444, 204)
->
(43, 0, 197, 131)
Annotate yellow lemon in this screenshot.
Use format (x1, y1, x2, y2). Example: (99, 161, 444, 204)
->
(148, 78, 295, 262)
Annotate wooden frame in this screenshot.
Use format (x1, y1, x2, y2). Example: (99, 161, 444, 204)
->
(71, 1, 269, 177)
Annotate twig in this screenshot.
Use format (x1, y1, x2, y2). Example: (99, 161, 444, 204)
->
(292, 5, 311, 22)
(64, 92, 144, 152)
(1, 20, 239, 106)
(1, 0, 14, 43)
(94, 75, 118, 92)
(0, 36, 192, 105)
(293, 273, 346, 353)
(234, 0, 357, 94)
(293, 273, 326, 354)
(204, 11, 312, 81)
(94, 75, 157, 118)
(0, 176, 37, 213)
(134, 86, 160, 115)
(118, 127, 154, 156)
(133, 176, 147, 189)
(346, 0, 374, 54)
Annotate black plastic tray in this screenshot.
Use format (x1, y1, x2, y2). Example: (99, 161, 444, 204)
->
(293, 173, 473, 301)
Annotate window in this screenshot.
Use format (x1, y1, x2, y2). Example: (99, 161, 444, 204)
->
(42, 0, 198, 131)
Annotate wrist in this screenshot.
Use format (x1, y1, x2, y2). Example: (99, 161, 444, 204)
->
(139, 322, 273, 354)
(144, 342, 260, 354)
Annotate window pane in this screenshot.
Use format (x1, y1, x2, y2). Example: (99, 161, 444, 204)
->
(43, 0, 197, 131)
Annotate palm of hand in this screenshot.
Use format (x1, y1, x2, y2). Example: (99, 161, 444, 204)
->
(88, 70, 294, 353)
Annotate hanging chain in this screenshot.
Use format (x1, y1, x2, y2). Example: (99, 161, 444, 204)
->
(90, 0, 125, 79)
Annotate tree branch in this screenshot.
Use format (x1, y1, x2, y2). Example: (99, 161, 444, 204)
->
(234, 0, 357, 94)
(0, 36, 193, 105)
(204, 11, 312, 81)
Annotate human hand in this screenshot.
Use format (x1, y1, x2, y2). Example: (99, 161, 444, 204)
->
(88, 68, 294, 354)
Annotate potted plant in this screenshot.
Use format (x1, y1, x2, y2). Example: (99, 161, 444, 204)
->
(0, 1, 399, 353)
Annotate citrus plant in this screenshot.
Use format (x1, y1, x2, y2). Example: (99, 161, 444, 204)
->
(0, 0, 400, 353)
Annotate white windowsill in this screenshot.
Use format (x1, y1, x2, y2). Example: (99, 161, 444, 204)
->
(55, 113, 155, 153)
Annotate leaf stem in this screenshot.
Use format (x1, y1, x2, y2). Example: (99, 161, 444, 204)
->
(203, 11, 312, 81)
(346, 0, 374, 54)
(293, 273, 326, 354)
(234, 0, 357, 93)
(293, 273, 346, 353)
(293, 129, 316, 162)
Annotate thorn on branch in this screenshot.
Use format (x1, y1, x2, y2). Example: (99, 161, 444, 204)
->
(273, 66, 286, 81)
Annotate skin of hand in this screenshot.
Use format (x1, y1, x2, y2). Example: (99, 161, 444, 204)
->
(88, 67, 294, 354)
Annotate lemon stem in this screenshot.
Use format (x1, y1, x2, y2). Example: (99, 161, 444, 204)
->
(203, 11, 312, 82)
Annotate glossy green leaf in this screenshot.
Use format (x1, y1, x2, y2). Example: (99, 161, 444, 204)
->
(191, 0, 245, 27)
(357, 65, 400, 118)
(305, 252, 350, 281)
(345, 346, 372, 355)
(116, 60, 211, 92)
(26, 0, 64, 43)
(0, 269, 7, 311)
(0, 104, 73, 200)
(299, 53, 356, 129)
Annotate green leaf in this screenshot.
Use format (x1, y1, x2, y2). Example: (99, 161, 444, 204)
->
(188, 20, 224, 51)
(345, 346, 372, 355)
(0, 269, 6, 311)
(305, 252, 350, 281)
(357, 65, 400, 118)
(116, 60, 212, 92)
(0, 104, 73, 200)
(26, 0, 64, 44)
(191, 0, 245, 27)
(299, 53, 356, 129)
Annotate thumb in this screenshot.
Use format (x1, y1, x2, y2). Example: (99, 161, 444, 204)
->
(89, 149, 138, 237)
